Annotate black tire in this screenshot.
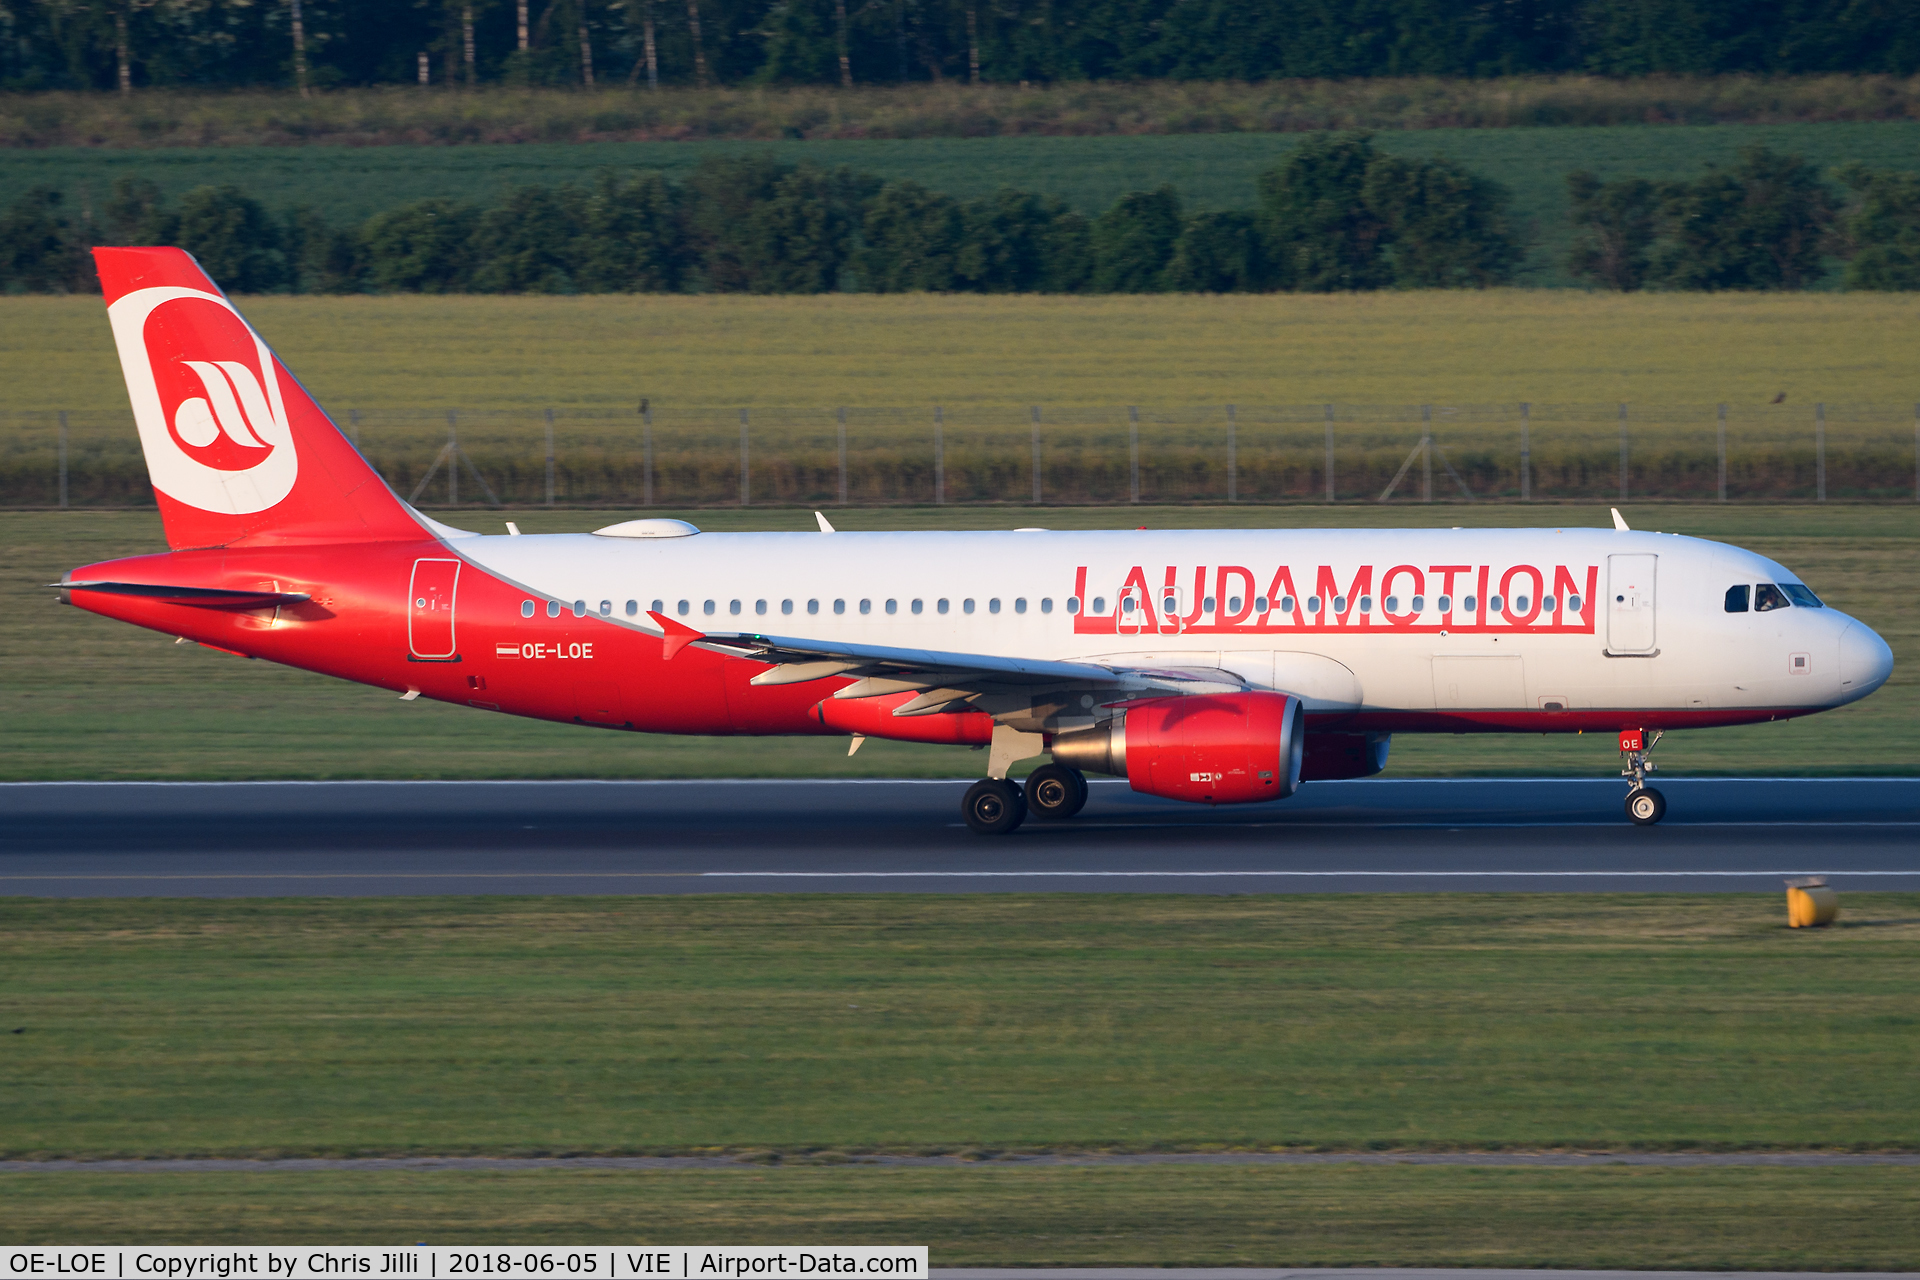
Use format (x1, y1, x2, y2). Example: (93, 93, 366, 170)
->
(1625, 787, 1667, 826)
(1024, 763, 1088, 820)
(962, 778, 1027, 835)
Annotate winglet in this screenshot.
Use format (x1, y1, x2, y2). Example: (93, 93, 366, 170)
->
(815, 511, 836, 534)
(1611, 508, 1630, 532)
(646, 610, 705, 660)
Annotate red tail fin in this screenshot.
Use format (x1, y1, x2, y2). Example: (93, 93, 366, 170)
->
(95, 246, 426, 549)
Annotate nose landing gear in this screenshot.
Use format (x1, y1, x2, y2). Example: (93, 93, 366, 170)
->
(1620, 727, 1666, 826)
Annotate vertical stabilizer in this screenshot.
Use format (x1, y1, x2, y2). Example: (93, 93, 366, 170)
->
(95, 246, 425, 549)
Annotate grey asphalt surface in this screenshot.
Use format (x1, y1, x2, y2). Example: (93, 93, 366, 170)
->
(2, 777, 1917, 897)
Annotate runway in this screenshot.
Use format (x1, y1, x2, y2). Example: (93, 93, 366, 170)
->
(3, 776, 1916, 896)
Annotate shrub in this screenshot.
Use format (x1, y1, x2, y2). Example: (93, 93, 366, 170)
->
(470, 185, 586, 294)
(1256, 133, 1393, 292)
(361, 198, 480, 294)
(0, 187, 90, 293)
(861, 181, 969, 292)
(1834, 163, 1920, 291)
(575, 170, 690, 293)
(1164, 210, 1270, 292)
(1365, 153, 1520, 289)
(1091, 185, 1183, 293)
(170, 184, 287, 293)
(1566, 170, 1660, 291)
(1650, 146, 1837, 291)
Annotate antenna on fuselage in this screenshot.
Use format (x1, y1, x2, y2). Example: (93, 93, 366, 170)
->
(1611, 508, 1631, 532)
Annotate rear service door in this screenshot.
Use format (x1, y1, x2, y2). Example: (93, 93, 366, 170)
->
(409, 558, 461, 660)
(1607, 554, 1658, 653)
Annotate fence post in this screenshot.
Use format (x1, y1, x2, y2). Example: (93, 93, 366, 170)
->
(933, 406, 944, 505)
(57, 410, 68, 510)
(1226, 405, 1236, 503)
(739, 409, 749, 506)
(837, 407, 847, 505)
(1030, 405, 1042, 505)
(1128, 406, 1140, 504)
(1325, 404, 1335, 503)
(1421, 405, 1432, 503)
(447, 410, 458, 505)
(641, 405, 653, 507)
(1618, 403, 1629, 501)
(544, 408, 556, 506)
(1816, 403, 1826, 502)
(1519, 402, 1530, 501)
(1717, 404, 1727, 503)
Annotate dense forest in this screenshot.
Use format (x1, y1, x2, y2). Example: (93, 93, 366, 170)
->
(3, 0, 1915, 94)
(6, 140, 1916, 294)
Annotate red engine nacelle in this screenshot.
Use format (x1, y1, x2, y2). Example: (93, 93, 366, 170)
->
(1052, 691, 1305, 805)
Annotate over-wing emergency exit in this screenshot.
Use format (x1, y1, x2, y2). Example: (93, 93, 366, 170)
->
(57, 248, 1895, 833)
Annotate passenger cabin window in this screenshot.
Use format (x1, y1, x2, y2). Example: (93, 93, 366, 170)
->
(782, 600, 794, 615)
(1488, 596, 1502, 613)
(964, 599, 976, 614)
(808, 599, 820, 615)
(1725, 585, 1751, 613)
(1567, 595, 1582, 613)
(1462, 595, 1477, 613)
(1437, 595, 1452, 612)
(651, 598, 664, 614)
(1781, 583, 1823, 608)
(573, 600, 587, 618)
(729, 600, 742, 616)
(911, 600, 923, 615)
(859, 599, 872, 615)
(1203, 596, 1216, 613)
(1228, 596, 1241, 613)
(1041, 598, 1053, 614)
(1092, 597, 1106, 614)
(626, 600, 639, 617)
(756, 600, 768, 615)
(1015, 598, 1027, 614)
(989, 599, 1001, 614)
(1541, 596, 1555, 613)
(938, 599, 950, 615)
(521, 600, 536, 618)
(1066, 598, 1080, 614)
(1754, 584, 1790, 612)
(703, 600, 716, 616)
(885, 599, 897, 615)
(1411, 596, 1424, 612)
(1307, 596, 1322, 614)
(1255, 596, 1269, 612)
(600, 600, 613, 616)
(834, 599, 847, 615)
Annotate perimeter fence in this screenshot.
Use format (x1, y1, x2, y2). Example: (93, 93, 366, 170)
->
(7, 402, 1920, 508)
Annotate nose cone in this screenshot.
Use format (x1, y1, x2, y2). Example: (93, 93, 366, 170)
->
(1838, 621, 1894, 702)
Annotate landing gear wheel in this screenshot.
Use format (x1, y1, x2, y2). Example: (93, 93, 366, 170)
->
(962, 778, 1027, 835)
(1023, 764, 1088, 821)
(1625, 787, 1667, 826)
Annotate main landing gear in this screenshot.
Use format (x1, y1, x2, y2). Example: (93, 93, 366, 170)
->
(1620, 727, 1666, 826)
(961, 764, 1089, 835)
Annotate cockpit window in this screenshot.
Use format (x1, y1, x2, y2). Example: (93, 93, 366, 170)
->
(1754, 584, 1790, 612)
(1780, 583, 1823, 608)
(1724, 585, 1750, 613)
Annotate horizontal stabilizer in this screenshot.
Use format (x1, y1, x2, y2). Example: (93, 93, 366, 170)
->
(55, 581, 311, 607)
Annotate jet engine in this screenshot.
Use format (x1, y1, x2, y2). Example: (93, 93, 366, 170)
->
(1051, 691, 1304, 804)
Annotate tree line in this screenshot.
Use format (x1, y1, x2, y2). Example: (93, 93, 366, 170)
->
(3, 0, 1913, 95)
(1566, 148, 1920, 291)
(0, 140, 1523, 295)
(5, 141, 1915, 296)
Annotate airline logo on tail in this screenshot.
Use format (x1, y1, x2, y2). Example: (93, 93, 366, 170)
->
(107, 286, 297, 514)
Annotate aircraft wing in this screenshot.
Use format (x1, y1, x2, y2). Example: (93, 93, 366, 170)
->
(647, 611, 1244, 719)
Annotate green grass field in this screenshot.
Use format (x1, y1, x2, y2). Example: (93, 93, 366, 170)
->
(5, 1165, 1917, 1262)
(7, 122, 1918, 288)
(3, 503, 1914, 782)
(7, 292, 1918, 415)
(5, 894, 1918, 1160)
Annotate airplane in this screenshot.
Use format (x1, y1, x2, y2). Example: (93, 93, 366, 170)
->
(56, 247, 1895, 834)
